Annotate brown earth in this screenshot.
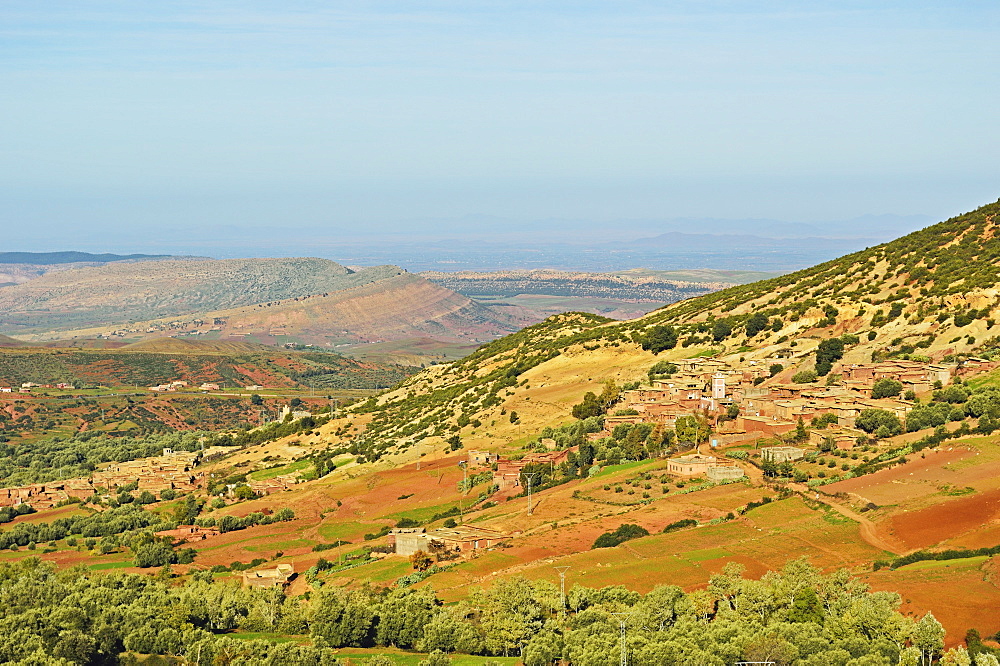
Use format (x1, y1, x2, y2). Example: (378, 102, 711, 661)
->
(887, 488, 1000, 550)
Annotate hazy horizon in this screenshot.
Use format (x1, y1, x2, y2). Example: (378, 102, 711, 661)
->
(3, 2, 998, 259)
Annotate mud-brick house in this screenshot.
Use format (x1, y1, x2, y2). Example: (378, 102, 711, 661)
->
(666, 453, 720, 476)
(392, 525, 506, 557)
(155, 525, 221, 545)
(242, 564, 294, 589)
(809, 427, 865, 450)
(390, 527, 428, 556)
(706, 463, 745, 481)
(494, 449, 572, 490)
(736, 415, 797, 437)
(760, 446, 805, 464)
(468, 450, 499, 466)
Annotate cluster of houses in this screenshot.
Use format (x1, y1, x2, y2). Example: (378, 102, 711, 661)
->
(155, 524, 221, 544)
(148, 381, 222, 392)
(246, 473, 300, 497)
(0, 449, 205, 510)
(0, 478, 97, 510)
(461, 357, 970, 486)
(606, 358, 959, 447)
(149, 380, 190, 392)
(1, 382, 73, 393)
(90, 449, 203, 494)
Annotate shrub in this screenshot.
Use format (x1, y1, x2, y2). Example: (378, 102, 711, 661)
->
(640, 325, 678, 353)
(592, 523, 650, 549)
(792, 369, 818, 384)
(662, 518, 697, 533)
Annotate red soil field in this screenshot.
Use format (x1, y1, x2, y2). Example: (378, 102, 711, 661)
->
(887, 488, 1000, 550)
(866, 558, 1000, 646)
(827, 447, 974, 506)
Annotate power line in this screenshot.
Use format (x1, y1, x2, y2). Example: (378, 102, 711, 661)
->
(521, 472, 539, 516)
(610, 612, 631, 666)
(554, 565, 570, 622)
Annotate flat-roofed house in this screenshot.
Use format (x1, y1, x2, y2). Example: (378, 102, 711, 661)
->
(242, 564, 294, 589)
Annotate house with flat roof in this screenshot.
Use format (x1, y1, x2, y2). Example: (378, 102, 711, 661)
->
(242, 564, 294, 589)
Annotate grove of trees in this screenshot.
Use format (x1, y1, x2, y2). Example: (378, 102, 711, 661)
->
(0, 556, 977, 665)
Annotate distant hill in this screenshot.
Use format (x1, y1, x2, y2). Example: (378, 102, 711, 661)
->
(0, 251, 172, 265)
(0, 334, 31, 348)
(0, 257, 402, 333)
(0, 257, 523, 350)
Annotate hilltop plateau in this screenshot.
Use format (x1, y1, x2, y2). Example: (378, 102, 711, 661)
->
(0, 257, 399, 332)
(422, 267, 777, 321)
(0, 251, 176, 287)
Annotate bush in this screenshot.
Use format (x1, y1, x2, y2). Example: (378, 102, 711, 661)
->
(648, 361, 678, 379)
(792, 370, 818, 384)
(640, 325, 678, 353)
(662, 518, 697, 533)
(592, 523, 650, 549)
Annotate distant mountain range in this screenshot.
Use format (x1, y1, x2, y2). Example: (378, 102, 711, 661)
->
(0, 251, 172, 265)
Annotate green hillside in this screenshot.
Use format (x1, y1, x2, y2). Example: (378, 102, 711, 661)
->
(349, 198, 1000, 459)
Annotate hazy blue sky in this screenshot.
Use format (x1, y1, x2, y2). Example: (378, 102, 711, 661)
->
(2, 1, 998, 252)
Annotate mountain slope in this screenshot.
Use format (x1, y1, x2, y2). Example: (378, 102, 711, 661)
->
(337, 198, 1000, 456)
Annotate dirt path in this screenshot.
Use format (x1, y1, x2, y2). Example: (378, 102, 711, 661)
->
(790, 484, 907, 556)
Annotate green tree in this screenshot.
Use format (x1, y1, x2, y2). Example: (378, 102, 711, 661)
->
(712, 319, 733, 341)
(787, 587, 824, 624)
(745, 312, 770, 337)
(871, 378, 903, 399)
(134, 541, 175, 568)
(815, 338, 845, 376)
(376, 588, 438, 649)
(640, 325, 678, 353)
(675, 414, 710, 444)
(793, 418, 808, 442)
(913, 611, 945, 665)
(571, 392, 602, 419)
(856, 409, 903, 437)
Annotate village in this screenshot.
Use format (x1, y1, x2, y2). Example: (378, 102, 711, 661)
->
(0, 448, 205, 510)
(452, 356, 981, 500)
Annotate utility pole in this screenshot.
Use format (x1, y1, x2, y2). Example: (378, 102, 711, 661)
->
(554, 565, 570, 621)
(458, 460, 468, 523)
(610, 612, 631, 666)
(522, 472, 539, 516)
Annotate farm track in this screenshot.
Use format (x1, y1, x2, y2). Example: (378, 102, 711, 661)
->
(790, 484, 907, 556)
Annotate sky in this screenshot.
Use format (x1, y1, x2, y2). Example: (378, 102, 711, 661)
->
(1, 1, 999, 255)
